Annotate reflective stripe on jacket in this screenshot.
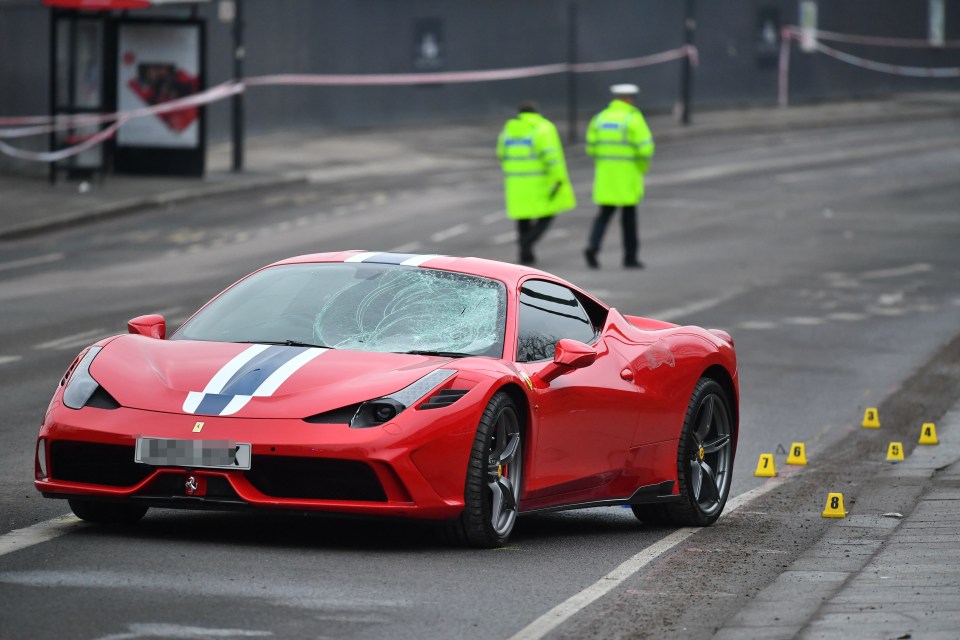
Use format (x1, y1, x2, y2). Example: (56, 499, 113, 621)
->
(586, 100, 654, 206)
(497, 113, 576, 220)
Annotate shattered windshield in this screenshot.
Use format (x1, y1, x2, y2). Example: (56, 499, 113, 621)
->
(174, 263, 507, 358)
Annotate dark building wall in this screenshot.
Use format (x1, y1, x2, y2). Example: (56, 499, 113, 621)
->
(2, 0, 959, 173)
(0, 2, 51, 166)
(217, 0, 686, 136)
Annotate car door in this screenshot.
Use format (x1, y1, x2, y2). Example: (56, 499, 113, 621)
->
(515, 279, 640, 502)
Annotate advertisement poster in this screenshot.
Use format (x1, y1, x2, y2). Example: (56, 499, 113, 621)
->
(117, 22, 200, 148)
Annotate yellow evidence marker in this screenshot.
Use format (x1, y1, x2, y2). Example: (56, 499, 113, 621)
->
(862, 408, 880, 428)
(822, 492, 847, 518)
(886, 442, 904, 462)
(918, 422, 939, 445)
(754, 453, 777, 477)
(786, 442, 808, 465)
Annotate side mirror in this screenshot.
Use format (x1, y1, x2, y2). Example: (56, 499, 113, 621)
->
(128, 314, 166, 340)
(535, 339, 597, 384)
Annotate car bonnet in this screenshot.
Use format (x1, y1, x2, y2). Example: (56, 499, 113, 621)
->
(88, 335, 456, 419)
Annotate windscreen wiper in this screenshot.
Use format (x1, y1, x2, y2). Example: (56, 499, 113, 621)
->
(398, 349, 472, 358)
(238, 340, 333, 349)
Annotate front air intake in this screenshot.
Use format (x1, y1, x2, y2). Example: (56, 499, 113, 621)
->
(245, 456, 386, 501)
(50, 441, 152, 487)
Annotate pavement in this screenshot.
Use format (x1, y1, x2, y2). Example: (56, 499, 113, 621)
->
(716, 401, 960, 640)
(2, 91, 960, 241)
(2, 91, 960, 638)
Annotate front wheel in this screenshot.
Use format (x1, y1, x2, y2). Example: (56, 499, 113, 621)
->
(633, 378, 734, 526)
(68, 499, 148, 524)
(447, 391, 523, 548)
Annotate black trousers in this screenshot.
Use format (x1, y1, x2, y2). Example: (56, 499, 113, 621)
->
(517, 217, 553, 261)
(587, 204, 638, 264)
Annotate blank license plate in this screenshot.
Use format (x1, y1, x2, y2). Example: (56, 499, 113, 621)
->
(135, 438, 252, 470)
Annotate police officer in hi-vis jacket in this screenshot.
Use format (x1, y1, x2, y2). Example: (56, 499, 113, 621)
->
(584, 84, 655, 269)
(497, 101, 577, 266)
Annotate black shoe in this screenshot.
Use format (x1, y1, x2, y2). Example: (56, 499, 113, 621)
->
(584, 248, 599, 269)
(624, 260, 644, 269)
(519, 251, 536, 266)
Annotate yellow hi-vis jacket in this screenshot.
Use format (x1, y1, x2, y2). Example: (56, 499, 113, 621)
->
(586, 100, 655, 206)
(497, 112, 576, 220)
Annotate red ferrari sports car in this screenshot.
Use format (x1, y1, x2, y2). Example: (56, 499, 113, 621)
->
(35, 251, 738, 547)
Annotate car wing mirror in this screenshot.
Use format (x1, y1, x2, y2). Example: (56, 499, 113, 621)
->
(128, 314, 166, 340)
(535, 339, 597, 384)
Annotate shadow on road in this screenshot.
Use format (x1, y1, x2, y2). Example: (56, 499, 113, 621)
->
(65, 505, 670, 551)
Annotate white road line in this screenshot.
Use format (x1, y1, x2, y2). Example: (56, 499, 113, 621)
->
(783, 317, 825, 326)
(483, 211, 506, 224)
(430, 223, 471, 243)
(0, 515, 80, 557)
(260, 194, 289, 207)
(0, 355, 22, 365)
(861, 263, 932, 280)
(737, 321, 778, 330)
(34, 328, 107, 350)
(88, 624, 273, 640)
(650, 289, 742, 323)
(508, 529, 697, 640)
(828, 312, 868, 322)
(492, 230, 517, 245)
(585, 289, 616, 299)
(0, 252, 65, 273)
(389, 241, 422, 253)
(508, 478, 785, 640)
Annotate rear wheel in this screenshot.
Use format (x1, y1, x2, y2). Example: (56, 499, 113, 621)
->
(633, 378, 734, 526)
(68, 499, 148, 524)
(447, 391, 522, 548)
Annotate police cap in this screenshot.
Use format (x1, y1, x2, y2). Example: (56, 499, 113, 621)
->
(610, 83, 640, 96)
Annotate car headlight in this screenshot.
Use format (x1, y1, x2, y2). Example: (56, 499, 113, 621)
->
(62, 347, 102, 409)
(350, 369, 456, 428)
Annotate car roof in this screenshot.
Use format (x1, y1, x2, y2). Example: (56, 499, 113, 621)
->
(269, 250, 580, 292)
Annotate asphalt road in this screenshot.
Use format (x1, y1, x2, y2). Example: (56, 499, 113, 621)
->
(1, 116, 959, 639)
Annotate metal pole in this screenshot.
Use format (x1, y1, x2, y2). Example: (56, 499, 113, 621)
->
(566, 1, 578, 143)
(49, 9, 58, 184)
(231, 0, 245, 172)
(680, 0, 696, 125)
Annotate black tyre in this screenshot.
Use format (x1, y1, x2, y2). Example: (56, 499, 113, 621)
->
(68, 499, 148, 524)
(633, 378, 734, 526)
(447, 391, 523, 548)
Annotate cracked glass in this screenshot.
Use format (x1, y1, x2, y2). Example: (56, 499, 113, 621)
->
(176, 263, 507, 358)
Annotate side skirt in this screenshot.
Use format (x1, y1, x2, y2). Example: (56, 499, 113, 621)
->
(519, 480, 679, 515)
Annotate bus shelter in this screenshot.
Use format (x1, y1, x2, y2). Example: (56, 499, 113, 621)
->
(45, 0, 207, 180)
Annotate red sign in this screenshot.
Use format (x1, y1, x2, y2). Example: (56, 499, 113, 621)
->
(43, 1, 152, 8)
(44, 1, 209, 9)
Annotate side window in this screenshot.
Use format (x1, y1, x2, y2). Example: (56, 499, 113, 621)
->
(517, 280, 597, 362)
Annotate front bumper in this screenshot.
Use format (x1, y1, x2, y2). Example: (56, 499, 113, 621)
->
(35, 400, 480, 520)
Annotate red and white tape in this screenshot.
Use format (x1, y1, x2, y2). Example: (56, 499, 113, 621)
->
(0, 81, 243, 136)
(814, 41, 960, 78)
(0, 45, 697, 163)
(779, 26, 960, 106)
(788, 26, 960, 50)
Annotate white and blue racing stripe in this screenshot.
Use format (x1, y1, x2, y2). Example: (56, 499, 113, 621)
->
(183, 345, 326, 416)
(344, 252, 444, 267)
